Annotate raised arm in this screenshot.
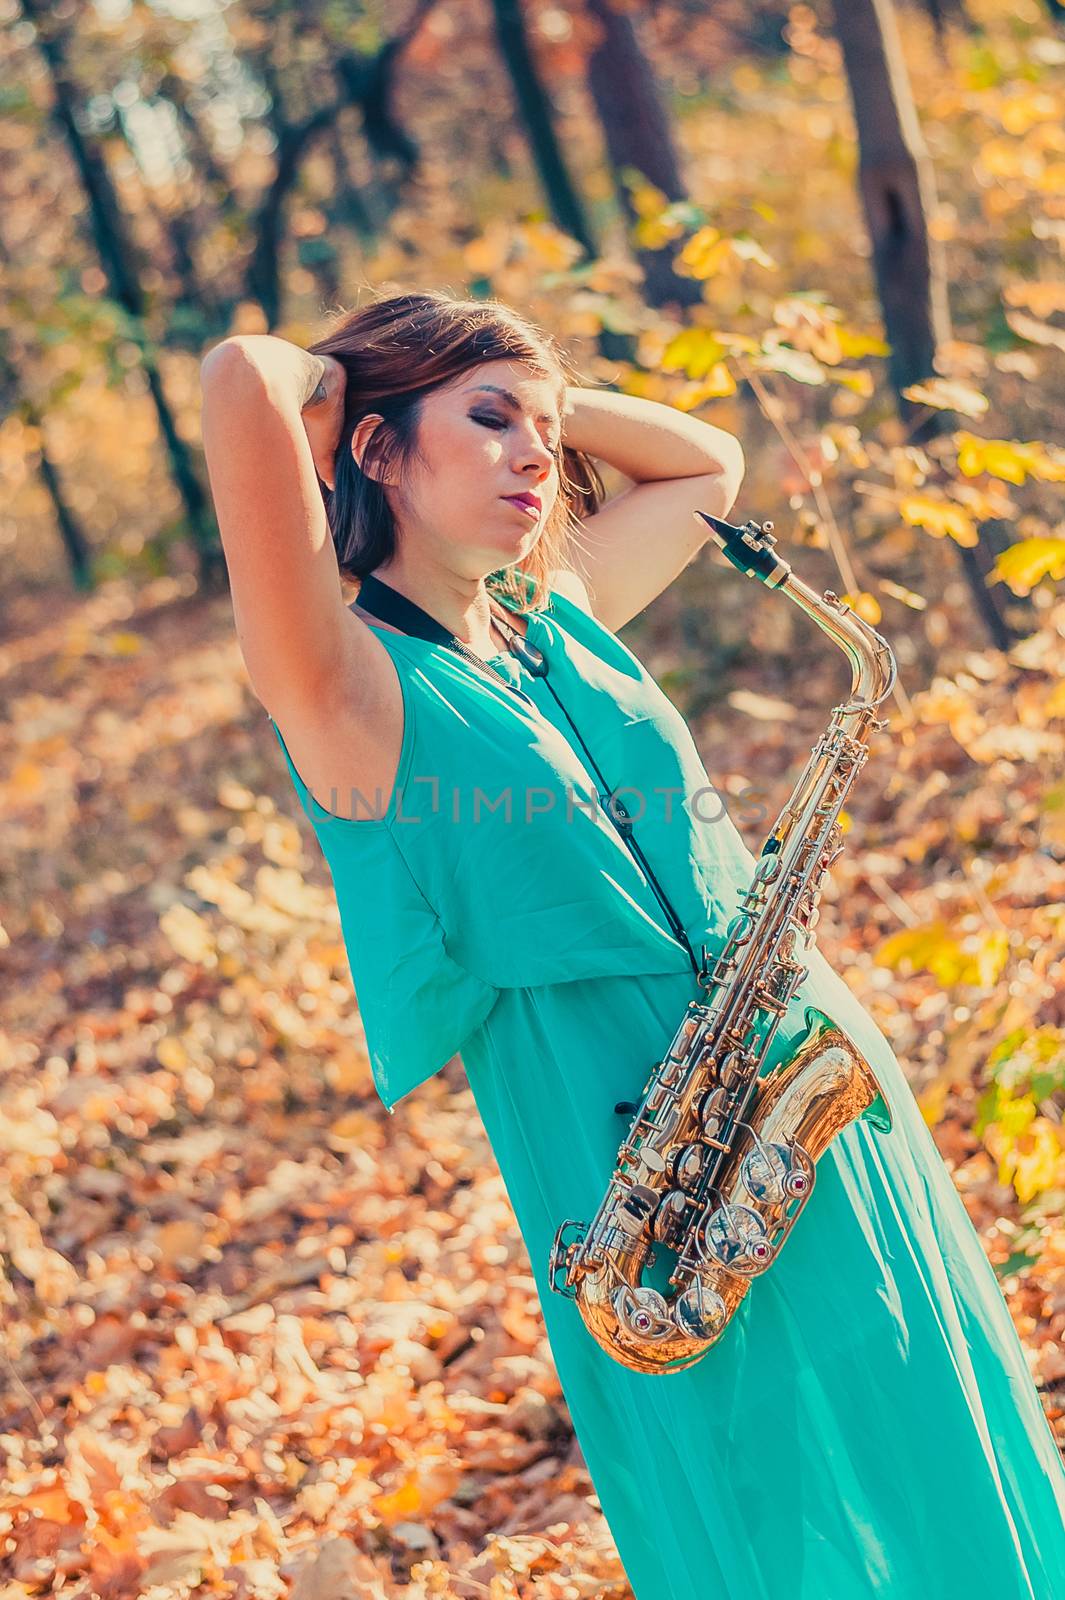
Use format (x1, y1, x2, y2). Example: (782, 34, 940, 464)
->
(199, 335, 351, 718)
(559, 386, 745, 632)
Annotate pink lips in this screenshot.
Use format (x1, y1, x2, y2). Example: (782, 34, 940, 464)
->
(503, 493, 541, 516)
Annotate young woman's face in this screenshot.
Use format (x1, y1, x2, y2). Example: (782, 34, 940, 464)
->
(379, 358, 565, 573)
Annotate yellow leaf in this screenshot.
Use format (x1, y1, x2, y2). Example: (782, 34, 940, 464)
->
(836, 328, 891, 359)
(676, 228, 732, 280)
(825, 367, 875, 396)
(618, 368, 672, 401)
(755, 344, 826, 386)
(901, 377, 989, 417)
(1005, 308, 1065, 353)
(673, 366, 736, 408)
(1010, 1120, 1065, 1204)
(328, 1109, 378, 1150)
(518, 220, 582, 272)
(878, 578, 928, 610)
(660, 328, 728, 380)
(990, 536, 1065, 595)
(463, 235, 506, 277)
(634, 214, 687, 249)
(159, 904, 215, 964)
(976, 929, 1010, 988)
(1003, 279, 1065, 317)
(106, 631, 145, 655)
(985, 1115, 1065, 1204)
(627, 177, 670, 218)
(156, 1036, 188, 1071)
(839, 591, 882, 624)
(918, 1077, 951, 1128)
(955, 431, 1065, 484)
(1045, 679, 1065, 719)
(873, 921, 983, 985)
(899, 494, 979, 547)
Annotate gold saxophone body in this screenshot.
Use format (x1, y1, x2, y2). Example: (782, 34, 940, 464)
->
(548, 513, 897, 1375)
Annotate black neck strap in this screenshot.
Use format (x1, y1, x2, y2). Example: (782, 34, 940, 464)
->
(352, 572, 707, 987)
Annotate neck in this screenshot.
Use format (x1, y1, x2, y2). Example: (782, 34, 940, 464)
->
(366, 557, 503, 649)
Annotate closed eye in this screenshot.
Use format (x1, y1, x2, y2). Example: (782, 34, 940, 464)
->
(472, 411, 562, 457)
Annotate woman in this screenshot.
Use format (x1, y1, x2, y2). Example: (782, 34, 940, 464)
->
(200, 289, 1065, 1599)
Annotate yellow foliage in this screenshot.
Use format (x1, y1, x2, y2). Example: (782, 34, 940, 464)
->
(874, 921, 1009, 987)
(1006, 308, 1065, 353)
(617, 368, 672, 402)
(660, 327, 729, 380)
(917, 1076, 952, 1129)
(755, 341, 826, 386)
(1045, 679, 1065, 720)
(990, 537, 1065, 595)
(517, 220, 584, 272)
(955, 431, 1065, 485)
(983, 1114, 1065, 1205)
(899, 494, 978, 547)
(901, 377, 989, 417)
(676, 227, 729, 279)
(839, 591, 882, 624)
(878, 578, 928, 611)
(835, 328, 891, 360)
(1004, 279, 1065, 317)
(825, 368, 875, 397)
(672, 367, 737, 409)
(463, 234, 507, 277)
(106, 631, 145, 655)
(676, 228, 776, 280)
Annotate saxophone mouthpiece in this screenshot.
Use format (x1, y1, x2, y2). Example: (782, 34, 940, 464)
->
(695, 510, 791, 588)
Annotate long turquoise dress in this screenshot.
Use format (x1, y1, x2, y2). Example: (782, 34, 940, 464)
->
(270, 576, 1065, 1600)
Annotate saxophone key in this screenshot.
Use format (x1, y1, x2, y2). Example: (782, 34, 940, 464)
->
(635, 1144, 667, 1176)
(616, 1184, 659, 1238)
(650, 1187, 688, 1246)
(675, 1279, 729, 1341)
(717, 1048, 749, 1088)
(614, 1283, 672, 1342)
(667, 1141, 710, 1191)
(695, 1202, 774, 1276)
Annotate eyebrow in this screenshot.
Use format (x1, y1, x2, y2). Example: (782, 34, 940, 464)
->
(467, 385, 560, 427)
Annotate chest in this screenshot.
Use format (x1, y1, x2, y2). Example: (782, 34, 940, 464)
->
(388, 614, 751, 984)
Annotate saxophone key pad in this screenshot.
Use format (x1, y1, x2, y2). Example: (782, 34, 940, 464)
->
(695, 1202, 775, 1276)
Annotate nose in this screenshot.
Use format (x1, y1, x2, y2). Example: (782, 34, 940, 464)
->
(513, 424, 554, 476)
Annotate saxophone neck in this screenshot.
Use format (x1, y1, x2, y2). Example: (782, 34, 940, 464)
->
(696, 511, 897, 715)
(782, 571, 897, 715)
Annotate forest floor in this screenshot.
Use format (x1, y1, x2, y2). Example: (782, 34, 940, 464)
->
(1, 571, 1063, 1598)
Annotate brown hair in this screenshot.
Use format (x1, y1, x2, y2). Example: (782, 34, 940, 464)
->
(306, 288, 605, 613)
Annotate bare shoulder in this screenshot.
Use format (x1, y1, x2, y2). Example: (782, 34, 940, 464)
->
(267, 609, 406, 823)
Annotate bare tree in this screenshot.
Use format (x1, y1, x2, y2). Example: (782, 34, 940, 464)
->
(490, 0, 599, 258)
(831, 0, 1014, 649)
(20, 0, 220, 583)
(583, 0, 704, 310)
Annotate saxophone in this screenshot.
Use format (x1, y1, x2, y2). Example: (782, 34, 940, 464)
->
(547, 512, 897, 1375)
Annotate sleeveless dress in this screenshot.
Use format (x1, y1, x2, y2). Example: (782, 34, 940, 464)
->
(269, 577, 1065, 1600)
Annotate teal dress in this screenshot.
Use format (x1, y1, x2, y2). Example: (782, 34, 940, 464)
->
(270, 578, 1065, 1600)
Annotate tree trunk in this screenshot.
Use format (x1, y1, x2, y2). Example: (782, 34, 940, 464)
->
(243, 3, 439, 329)
(583, 0, 704, 311)
(21, 0, 221, 584)
(490, 0, 599, 258)
(831, 0, 1016, 649)
(921, 0, 973, 57)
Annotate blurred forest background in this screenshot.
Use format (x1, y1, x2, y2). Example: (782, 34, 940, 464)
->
(2, 0, 1065, 1594)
